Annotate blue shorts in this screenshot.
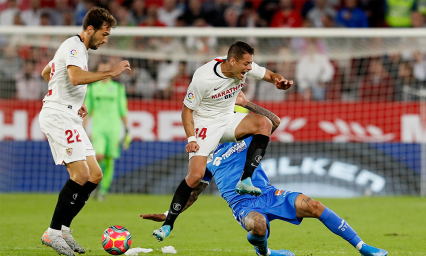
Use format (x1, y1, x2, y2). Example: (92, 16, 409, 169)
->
(232, 189, 303, 235)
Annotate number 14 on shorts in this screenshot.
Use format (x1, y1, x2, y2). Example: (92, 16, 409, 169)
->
(195, 128, 207, 140)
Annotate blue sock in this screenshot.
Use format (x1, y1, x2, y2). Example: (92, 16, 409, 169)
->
(247, 230, 269, 255)
(319, 207, 363, 249)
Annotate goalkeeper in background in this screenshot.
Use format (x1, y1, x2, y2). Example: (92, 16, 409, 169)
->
(83, 60, 131, 201)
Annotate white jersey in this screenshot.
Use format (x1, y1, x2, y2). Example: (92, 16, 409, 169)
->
(183, 56, 266, 121)
(42, 35, 89, 111)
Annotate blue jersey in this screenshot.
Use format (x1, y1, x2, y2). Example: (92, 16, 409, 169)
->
(203, 137, 276, 209)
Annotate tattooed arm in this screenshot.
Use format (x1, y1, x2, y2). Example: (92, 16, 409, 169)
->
(140, 182, 209, 222)
(182, 182, 208, 212)
(235, 92, 281, 134)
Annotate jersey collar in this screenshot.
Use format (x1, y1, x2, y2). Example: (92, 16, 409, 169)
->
(214, 59, 228, 79)
(76, 34, 83, 43)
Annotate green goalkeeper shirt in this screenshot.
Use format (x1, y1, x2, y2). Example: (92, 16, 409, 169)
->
(85, 80, 128, 133)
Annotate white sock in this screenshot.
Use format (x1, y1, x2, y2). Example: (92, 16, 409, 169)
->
(47, 227, 62, 236)
(61, 225, 70, 232)
(356, 241, 365, 250)
(266, 249, 271, 256)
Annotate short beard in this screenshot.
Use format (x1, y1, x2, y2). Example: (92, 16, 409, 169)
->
(88, 33, 98, 50)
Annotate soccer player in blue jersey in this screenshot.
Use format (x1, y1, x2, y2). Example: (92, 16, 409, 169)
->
(142, 92, 388, 256)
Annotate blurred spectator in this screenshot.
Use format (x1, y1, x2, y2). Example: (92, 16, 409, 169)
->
(74, 0, 95, 26)
(139, 5, 165, 26)
(296, 40, 334, 100)
(21, 0, 42, 25)
(335, 0, 369, 27)
(156, 59, 179, 98)
(359, 58, 395, 101)
(395, 61, 423, 101)
(0, 46, 23, 80)
(257, 62, 286, 101)
(165, 61, 191, 100)
(62, 11, 74, 26)
(14, 61, 45, 100)
(270, 0, 302, 27)
(321, 13, 335, 27)
(382, 53, 401, 81)
(186, 18, 217, 55)
(129, 0, 146, 25)
(116, 6, 136, 26)
(357, 0, 385, 27)
(237, 1, 267, 27)
(413, 51, 426, 81)
(257, 0, 279, 25)
(307, 0, 336, 27)
(412, 11, 426, 27)
(385, 0, 417, 27)
(158, 0, 183, 26)
(202, 0, 229, 27)
(182, 0, 205, 26)
(223, 6, 239, 27)
(0, 0, 18, 25)
(13, 11, 23, 25)
(39, 11, 50, 25)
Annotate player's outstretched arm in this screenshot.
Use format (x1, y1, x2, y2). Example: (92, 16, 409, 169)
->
(140, 182, 208, 222)
(235, 92, 280, 134)
(262, 69, 293, 90)
(67, 60, 131, 86)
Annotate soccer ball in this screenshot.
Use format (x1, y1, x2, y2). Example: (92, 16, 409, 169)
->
(102, 225, 132, 255)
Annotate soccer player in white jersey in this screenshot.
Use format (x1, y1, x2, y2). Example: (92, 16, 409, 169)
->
(38, 7, 130, 256)
(153, 41, 293, 241)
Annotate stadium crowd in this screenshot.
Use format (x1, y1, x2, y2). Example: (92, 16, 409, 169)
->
(0, 0, 425, 101)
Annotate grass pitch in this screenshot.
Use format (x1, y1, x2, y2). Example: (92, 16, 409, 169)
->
(0, 194, 425, 256)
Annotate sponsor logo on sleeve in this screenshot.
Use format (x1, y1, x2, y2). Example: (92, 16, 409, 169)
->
(70, 49, 77, 58)
(187, 92, 194, 101)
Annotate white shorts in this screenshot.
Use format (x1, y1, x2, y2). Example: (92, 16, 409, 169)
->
(189, 112, 247, 159)
(39, 103, 95, 165)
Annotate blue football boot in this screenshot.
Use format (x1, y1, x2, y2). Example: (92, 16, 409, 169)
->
(152, 225, 171, 242)
(359, 243, 388, 256)
(255, 248, 295, 256)
(235, 177, 261, 196)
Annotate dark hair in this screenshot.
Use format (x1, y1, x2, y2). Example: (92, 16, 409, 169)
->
(227, 41, 254, 61)
(83, 7, 117, 31)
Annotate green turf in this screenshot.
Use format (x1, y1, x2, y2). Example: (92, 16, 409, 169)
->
(0, 194, 425, 255)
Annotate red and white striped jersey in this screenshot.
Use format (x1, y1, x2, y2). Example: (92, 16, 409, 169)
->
(183, 56, 266, 121)
(42, 35, 88, 111)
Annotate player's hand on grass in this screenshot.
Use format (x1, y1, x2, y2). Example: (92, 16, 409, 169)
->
(186, 141, 199, 153)
(235, 91, 248, 107)
(274, 77, 293, 90)
(78, 104, 88, 118)
(110, 60, 131, 77)
(140, 213, 167, 222)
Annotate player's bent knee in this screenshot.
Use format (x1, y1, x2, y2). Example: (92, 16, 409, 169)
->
(254, 116, 272, 134)
(251, 219, 267, 237)
(311, 200, 326, 218)
(91, 172, 103, 184)
(185, 174, 203, 188)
